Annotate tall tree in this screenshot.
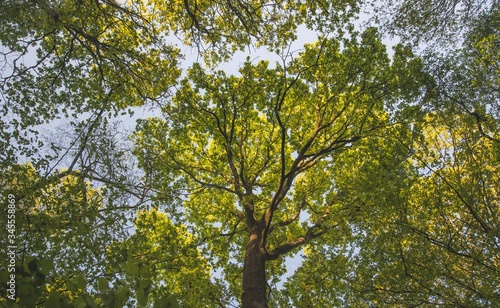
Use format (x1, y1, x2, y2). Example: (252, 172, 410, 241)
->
(132, 28, 429, 306)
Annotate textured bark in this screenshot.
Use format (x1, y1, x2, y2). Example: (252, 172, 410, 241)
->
(242, 225, 268, 308)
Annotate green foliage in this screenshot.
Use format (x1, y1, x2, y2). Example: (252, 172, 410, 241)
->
(0, 164, 119, 306)
(274, 6, 500, 307)
(106, 208, 228, 307)
(1, 0, 499, 307)
(132, 28, 431, 305)
(375, 0, 496, 45)
(0, 0, 181, 173)
(0, 166, 188, 307)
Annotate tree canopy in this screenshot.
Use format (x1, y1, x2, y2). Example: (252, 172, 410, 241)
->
(1, 0, 499, 307)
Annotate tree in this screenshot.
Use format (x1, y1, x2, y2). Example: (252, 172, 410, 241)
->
(2, 0, 499, 307)
(0, 0, 181, 173)
(0, 0, 363, 206)
(0, 162, 221, 306)
(0, 0, 369, 306)
(373, 0, 497, 46)
(132, 28, 429, 306)
(275, 5, 500, 307)
(106, 208, 228, 307)
(0, 163, 123, 306)
(277, 109, 499, 306)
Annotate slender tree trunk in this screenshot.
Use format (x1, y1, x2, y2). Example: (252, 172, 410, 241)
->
(242, 225, 268, 308)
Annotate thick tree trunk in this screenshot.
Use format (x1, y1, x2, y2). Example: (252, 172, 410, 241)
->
(241, 226, 268, 308)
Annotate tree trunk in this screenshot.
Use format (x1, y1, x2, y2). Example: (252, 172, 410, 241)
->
(242, 226, 268, 308)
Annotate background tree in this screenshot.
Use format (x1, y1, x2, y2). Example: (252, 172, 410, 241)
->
(105, 208, 226, 307)
(0, 162, 221, 306)
(373, 0, 497, 46)
(0, 163, 123, 306)
(276, 4, 500, 307)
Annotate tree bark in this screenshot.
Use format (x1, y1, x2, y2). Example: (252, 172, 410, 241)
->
(242, 225, 268, 308)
